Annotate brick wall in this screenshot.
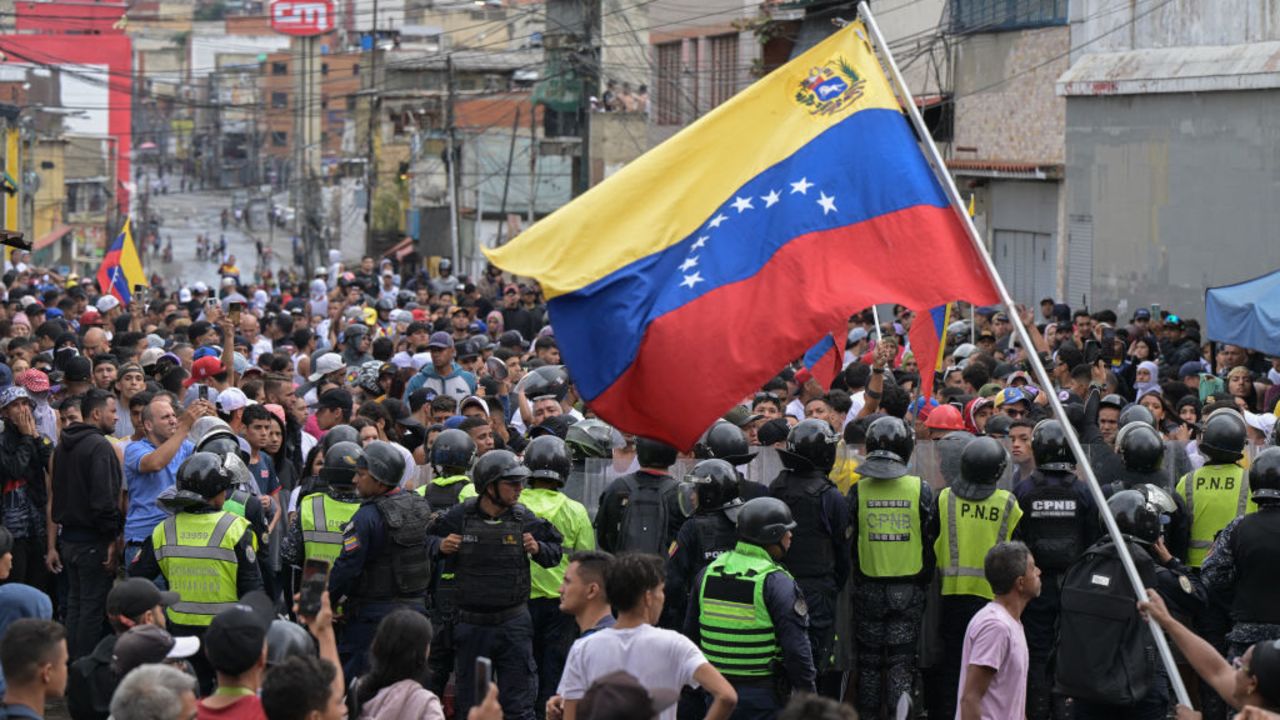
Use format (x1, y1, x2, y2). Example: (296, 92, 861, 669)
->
(952, 26, 1068, 164)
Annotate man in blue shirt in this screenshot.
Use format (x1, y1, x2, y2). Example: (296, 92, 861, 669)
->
(123, 393, 213, 567)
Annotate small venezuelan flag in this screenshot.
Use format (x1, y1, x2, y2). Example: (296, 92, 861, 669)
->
(486, 22, 998, 448)
(96, 218, 147, 303)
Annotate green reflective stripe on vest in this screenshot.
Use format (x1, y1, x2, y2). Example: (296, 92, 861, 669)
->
(697, 542, 784, 678)
(152, 511, 253, 627)
(300, 493, 361, 564)
(935, 488, 1021, 599)
(856, 475, 924, 579)
(1178, 464, 1255, 567)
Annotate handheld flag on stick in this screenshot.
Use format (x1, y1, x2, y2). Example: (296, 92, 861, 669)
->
(96, 218, 146, 303)
(486, 21, 997, 448)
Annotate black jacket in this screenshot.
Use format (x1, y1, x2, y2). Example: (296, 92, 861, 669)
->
(52, 423, 123, 543)
(0, 425, 53, 513)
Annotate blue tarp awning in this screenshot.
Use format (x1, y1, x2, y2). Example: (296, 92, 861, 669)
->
(1205, 269, 1280, 356)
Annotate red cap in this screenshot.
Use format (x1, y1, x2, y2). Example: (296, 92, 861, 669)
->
(79, 309, 102, 327)
(411, 308, 427, 321)
(924, 404, 966, 431)
(184, 356, 224, 387)
(15, 369, 49, 393)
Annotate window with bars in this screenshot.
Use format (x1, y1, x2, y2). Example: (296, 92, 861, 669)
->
(655, 41, 681, 125)
(708, 34, 738, 109)
(951, 0, 1067, 34)
(271, 92, 288, 109)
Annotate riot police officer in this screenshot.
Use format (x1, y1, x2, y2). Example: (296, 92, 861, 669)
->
(419, 427, 478, 697)
(289, 424, 360, 500)
(769, 419, 850, 681)
(1012, 419, 1097, 720)
(1202, 447, 1280, 660)
(666, 458, 743, 631)
(418, 427, 478, 507)
(684, 497, 816, 715)
(564, 418, 617, 510)
(1107, 422, 1190, 561)
(283, 441, 364, 568)
(428, 449, 564, 720)
(595, 436, 683, 555)
(1176, 408, 1254, 568)
(328, 440, 433, 676)
(696, 420, 766, 500)
(926, 436, 1022, 720)
(847, 415, 936, 720)
(128, 452, 263, 691)
(519, 436, 593, 719)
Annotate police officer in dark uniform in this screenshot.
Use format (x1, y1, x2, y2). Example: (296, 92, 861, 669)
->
(328, 440, 433, 677)
(848, 415, 936, 720)
(1012, 419, 1097, 720)
(1201, 447, 1280, 661)
(419, 428, 478, 697)
(1105, 422, 1190, 561)
(666, 458, 743, 631)
(282, 441, 363, 570)
(428, 449, 564, 720)
(684, 497, 816, 716)
(696, 421, 767, 500)
(282, 424, 360, 501)
(595, 436, 684, 555)
(769, 418, 850, 682)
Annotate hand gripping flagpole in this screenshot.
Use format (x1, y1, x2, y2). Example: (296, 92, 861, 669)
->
(857, 2, 1190, 707)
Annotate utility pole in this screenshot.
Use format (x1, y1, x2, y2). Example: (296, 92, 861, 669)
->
(494, 106, 520, 245)
(363, 0, 379, 255)
(445, 53, 460, 268)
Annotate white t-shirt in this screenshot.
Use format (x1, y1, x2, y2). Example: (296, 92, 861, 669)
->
(558, 624, 705, 720)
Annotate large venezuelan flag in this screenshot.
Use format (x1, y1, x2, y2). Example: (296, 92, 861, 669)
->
(486, 23, 998, 448)
(96, 218, 147, 304)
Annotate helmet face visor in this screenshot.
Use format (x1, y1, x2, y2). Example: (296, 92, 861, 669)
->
(677, 479, 700, 518)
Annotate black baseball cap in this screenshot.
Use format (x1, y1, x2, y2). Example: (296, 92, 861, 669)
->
(204, 591, 274, 675)
(528, 414, 573, 440)
(64, 355, 92, 382)
(316, 388, 354, 413)
(407, 387, 435, 414)
(112, 624, 201, 676)
(108, 578, 180, 619)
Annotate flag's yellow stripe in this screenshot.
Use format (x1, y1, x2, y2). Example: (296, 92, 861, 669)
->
(120, 219, 147, 289)
(485, 22, 899, 300)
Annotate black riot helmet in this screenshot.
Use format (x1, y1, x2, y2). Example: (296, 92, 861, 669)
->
(516, 365, 570, 402)
(357, 440, 406, 486)
(566, 418, 616, 460)
(266, 620, 316, 668)
(781, 419, 839, 474)
(953, 437, 1007, 501)
(321, 424, 360, 453)
(1250, 447, 1280, 504)
(1117, 404, 1156, 431)
(685, 459, 740, 512)
(472, 449, 531, 496)
(1106, 489, 1163, 546)
(1200, 409, 1247, 464)
(320, 441, 364, 489)
(696, 422, 754, 464)
(195, 429, 242, 459)
(860, 416, 914, 480)
(525, 435, 572, 485)
(431, 429, 477, 474)
(736, 497, 797, 547)
(983, 413, 1014, 439)
(176, 451, 235, 499)
(1117, 422, 1164, 474)
(1031, 420, 1076, 472)
(635, 436, 678, 470)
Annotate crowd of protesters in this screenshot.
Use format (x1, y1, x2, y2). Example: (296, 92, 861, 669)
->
(0, 245, 1278, 720)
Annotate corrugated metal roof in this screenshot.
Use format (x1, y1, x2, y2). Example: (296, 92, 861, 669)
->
(1057, 41, 1280, 96)
(947, 159, 1063, 179)
(389, 48, 544, 73)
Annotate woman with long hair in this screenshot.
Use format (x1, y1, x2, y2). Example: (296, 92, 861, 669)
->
(355, 610, 444, 720)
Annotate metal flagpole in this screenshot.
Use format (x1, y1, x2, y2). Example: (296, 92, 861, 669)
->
(857, 1, 1191, 707)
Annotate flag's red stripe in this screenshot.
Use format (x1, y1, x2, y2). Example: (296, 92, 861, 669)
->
(590, 204, 999, 448)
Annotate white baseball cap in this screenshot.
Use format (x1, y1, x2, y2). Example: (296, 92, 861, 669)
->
(216, 387, 254, 414)
(308, 352, 346, 382)
(96, 295, 121, 313)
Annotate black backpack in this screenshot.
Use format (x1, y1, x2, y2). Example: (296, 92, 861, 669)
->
(616, 474, 675, 555)
(66, 645, 115, 720)
(1053, 540, 1157, 706)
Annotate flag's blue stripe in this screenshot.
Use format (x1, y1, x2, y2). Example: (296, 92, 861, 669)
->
(803, 334, 836, 370)
(549, 108, 951, 401)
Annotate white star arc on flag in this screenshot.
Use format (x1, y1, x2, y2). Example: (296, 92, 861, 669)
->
(790, 177, 813, 195)
(731, 196, 754, 213)
(761, 190, 781, 208)
(817, 192, 837, 215)
(680, 271, 704, 289)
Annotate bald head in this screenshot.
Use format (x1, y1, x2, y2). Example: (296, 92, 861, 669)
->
(82, 327, 108, 357)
